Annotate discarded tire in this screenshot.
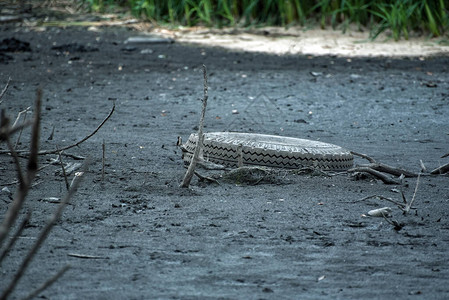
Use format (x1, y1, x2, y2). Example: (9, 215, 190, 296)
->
(182, 132, 353, 171)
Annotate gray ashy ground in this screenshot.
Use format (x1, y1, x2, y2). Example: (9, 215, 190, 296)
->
(0, 23, 449, 299)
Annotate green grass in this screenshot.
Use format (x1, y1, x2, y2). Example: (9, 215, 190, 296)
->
(82, 0, 449, 40)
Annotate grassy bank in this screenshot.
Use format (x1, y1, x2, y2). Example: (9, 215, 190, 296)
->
(82, 0, 449, 40)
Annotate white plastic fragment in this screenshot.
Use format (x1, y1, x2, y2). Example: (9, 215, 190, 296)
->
(367, 207, 392, 217)
(1, 187, 11, 195)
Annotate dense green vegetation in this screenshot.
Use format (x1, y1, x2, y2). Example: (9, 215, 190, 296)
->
(82, 0, 449, 40)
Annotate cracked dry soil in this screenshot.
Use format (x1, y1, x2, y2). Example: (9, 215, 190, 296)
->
(1, 23, 449, 300)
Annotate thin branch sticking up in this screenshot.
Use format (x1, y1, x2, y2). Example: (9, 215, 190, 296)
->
(180, 65, 208, 188)
(403, 173, 420, 215)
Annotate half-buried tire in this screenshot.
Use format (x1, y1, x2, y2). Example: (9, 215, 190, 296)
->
(182, 132, 353, 171)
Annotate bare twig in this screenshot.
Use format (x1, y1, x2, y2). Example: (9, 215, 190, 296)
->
(350, 151, 376, 163)
(0, 77, 11, 104)
(430, 162, 449, 175)
(0, 212, 30, 266)
(0, 102, 115, 156)
(368, 163, 418, 177)
(37, 102, 115, 156)
(348, 166, 400, 184)
(22, 265, 71, 300)
(442, 152, 449, 159)
(47, 125, 55, 140)
(1, 160, 87, 299)
(349, 194, 407, 208)
(12, 107, 31, 127)
(13, 107, 31, 149)
(419, 160, 427, 173)
(180, 65, 208, 188)
(0, 90, 41, 249)
(404, 173, 420, 215)
(350, 151, 418, 177)
(381, 213, 403, 231)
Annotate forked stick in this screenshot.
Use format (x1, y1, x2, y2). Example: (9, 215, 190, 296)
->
(403, 173, 420, 215)
(350, 151, 418, 178)
(180, 65, 208, 188)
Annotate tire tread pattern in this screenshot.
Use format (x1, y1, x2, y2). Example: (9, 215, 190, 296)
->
(183, 132, 353, 171)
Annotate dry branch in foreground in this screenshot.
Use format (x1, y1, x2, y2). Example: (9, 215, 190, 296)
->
(0, 90, 41, 248)
(0, 89, 88, 299)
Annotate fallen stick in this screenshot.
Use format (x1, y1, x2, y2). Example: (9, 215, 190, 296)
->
(348, 166, 400, 184)
(430, 162, 449, 175)
(350, 151, 375, 163)
(350, 151, 418, 177)
(366, 162, 418, 177)
(180, 65, 208, 188)
(67, 253, 108, 259)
